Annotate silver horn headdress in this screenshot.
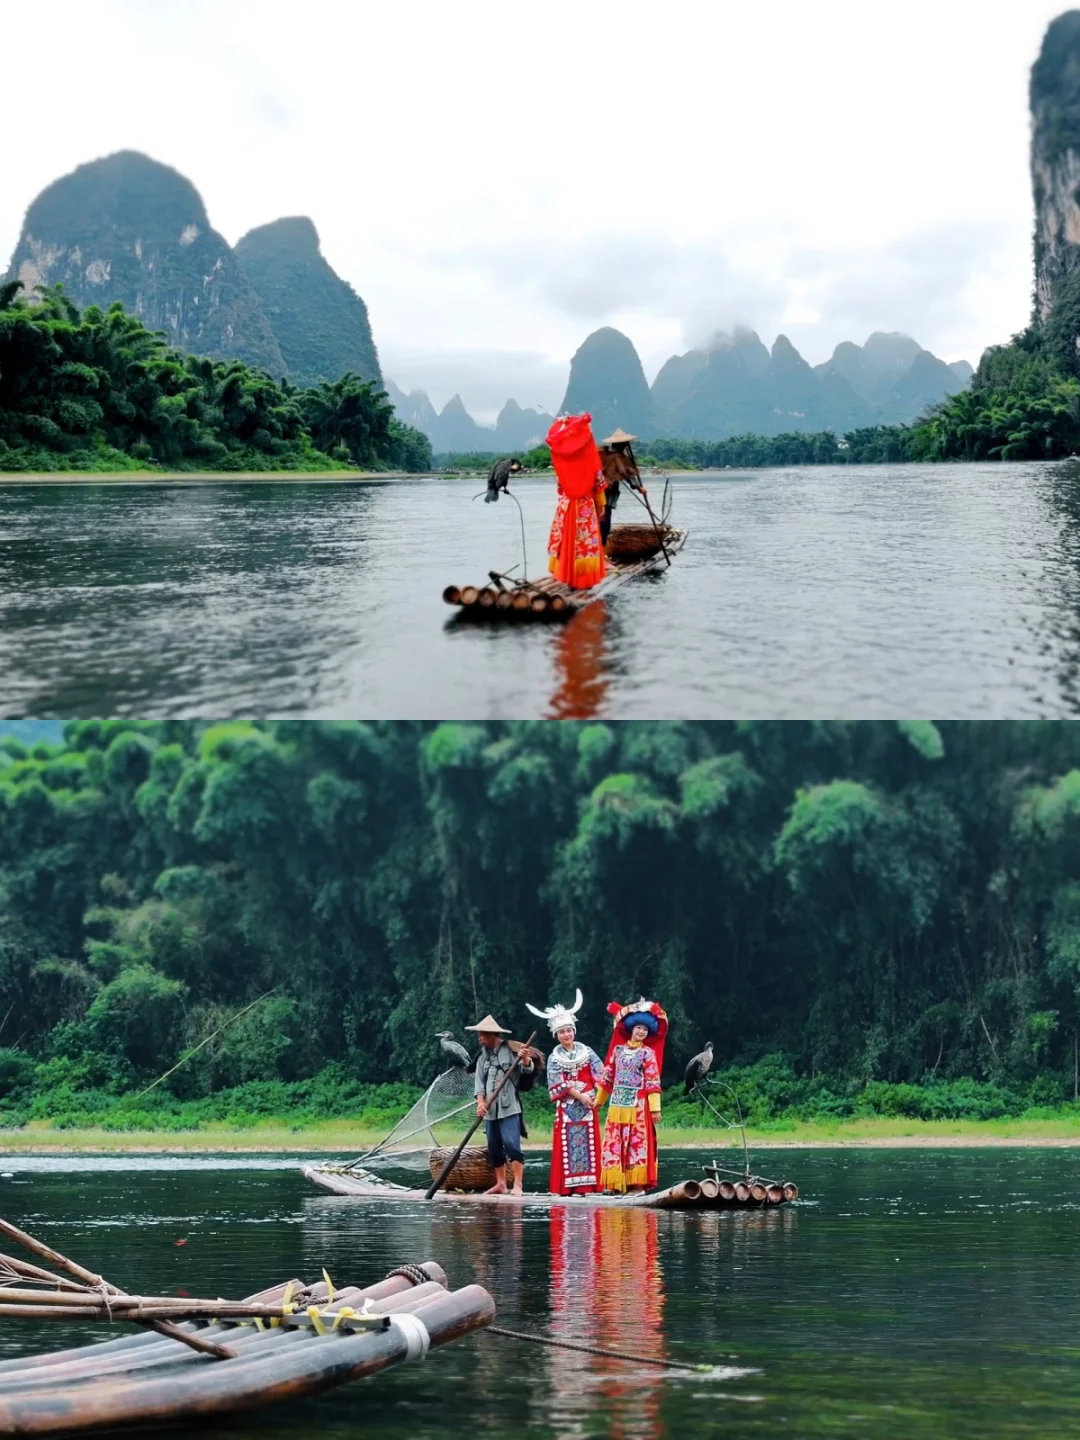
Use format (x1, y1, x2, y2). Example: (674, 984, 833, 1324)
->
(526, 989, 584, 1036)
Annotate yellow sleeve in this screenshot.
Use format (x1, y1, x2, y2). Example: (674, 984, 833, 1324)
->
(647, 1092, 661, 1115)
(596, 1084, 611, 1106)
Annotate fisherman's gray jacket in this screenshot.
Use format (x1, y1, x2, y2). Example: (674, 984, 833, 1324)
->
(474, 1042, 533, 1120)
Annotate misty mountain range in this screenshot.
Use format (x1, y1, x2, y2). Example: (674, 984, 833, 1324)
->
(391, 325, 973, 454)
(6, 151, 973, 458)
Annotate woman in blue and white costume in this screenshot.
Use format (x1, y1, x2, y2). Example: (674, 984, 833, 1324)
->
(527, 990, 605, 1196)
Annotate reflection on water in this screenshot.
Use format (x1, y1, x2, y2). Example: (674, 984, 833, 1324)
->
(548, 1208, 666, 1439)
(547, 601, 612, 718)
(9, 463, 1080, 716)
(2, 1149, 1080, 1437)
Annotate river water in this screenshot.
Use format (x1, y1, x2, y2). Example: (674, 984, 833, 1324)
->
(4, 463, 1080, 718)
(2, 1148, 1078, 1438)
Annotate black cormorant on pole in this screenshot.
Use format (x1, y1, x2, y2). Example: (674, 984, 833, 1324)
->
(435, 1031, 472, 1069)
(684, 1040, 714, 1093)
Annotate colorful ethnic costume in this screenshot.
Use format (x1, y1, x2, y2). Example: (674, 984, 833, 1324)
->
(527, 990, 605, 1195)
(597, 998, 668, 1193)
(546, 414, 607, 590)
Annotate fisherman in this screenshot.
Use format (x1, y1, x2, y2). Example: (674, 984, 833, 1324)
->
(596, 428, 644, 545)
(485, 456, 523, 503)
(467, 1013, 536, 1195)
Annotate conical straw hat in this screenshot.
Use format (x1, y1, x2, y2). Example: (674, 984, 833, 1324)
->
(600, 427, 637, 445)
(465, 1013, 512, 1034)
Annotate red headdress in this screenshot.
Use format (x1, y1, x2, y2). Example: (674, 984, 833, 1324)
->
(546, 414, 602, 499)
(604, 998, 668, 1074)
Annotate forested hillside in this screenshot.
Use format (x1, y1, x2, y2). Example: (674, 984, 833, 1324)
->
(0, 285, 431, 472)
(4, 721, 1080, 1127)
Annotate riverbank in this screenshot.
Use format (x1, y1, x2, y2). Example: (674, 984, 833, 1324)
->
(0, 471, 415, 484)
(4, 1114, 1080, 1154)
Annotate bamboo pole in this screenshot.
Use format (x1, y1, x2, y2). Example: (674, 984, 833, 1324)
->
(442, 586, 461, 605)
(0, 1265, 450, 1380)
(0, 1285, 497, 1435)
(648, 1180, 703, 1209)
(0, 1219, 235, 1361)
(425, 1032, 537, 1199)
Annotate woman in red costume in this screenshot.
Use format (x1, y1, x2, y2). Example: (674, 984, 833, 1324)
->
(596, 998, 668, 1193)
(546, 413, 607, 589)
(527, 989, 605, 1195)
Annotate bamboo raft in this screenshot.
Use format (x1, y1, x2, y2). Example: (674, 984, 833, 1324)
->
(302, 1163, 798, 1209)
(0, 1218, 493, 1437)
(443, 525, 687, 622)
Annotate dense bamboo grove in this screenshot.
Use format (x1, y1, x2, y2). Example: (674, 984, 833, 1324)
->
(4, 721, 1080, 1113)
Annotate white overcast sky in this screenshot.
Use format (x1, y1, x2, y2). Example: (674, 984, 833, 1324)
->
(0, 0, 1068, 418)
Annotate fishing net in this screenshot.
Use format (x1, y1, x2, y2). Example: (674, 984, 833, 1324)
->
(340, 1067, 477, 1174)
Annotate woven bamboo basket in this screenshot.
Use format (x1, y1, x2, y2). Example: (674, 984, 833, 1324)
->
(428, 1145, 497, 1191)
(605, 524, 674, 560)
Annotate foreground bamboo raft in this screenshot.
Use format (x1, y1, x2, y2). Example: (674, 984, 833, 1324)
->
(0, 1219, 494, 1438)
(302, 1163, 798, 1209)
(443, 525, 688, 622)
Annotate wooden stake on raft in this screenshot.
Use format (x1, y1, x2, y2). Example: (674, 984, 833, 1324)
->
(442, 586, 462, 605)
(511, 591, 532, 611)
(425, 1031, 538, 1200)
(495, 590, 513, 610)
(0, 1219, 235, 1361)
(460, 586, 479, 606)
(478, 588, 497, 608)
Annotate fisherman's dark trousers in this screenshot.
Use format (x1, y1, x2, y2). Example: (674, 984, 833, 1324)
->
(485, 1113, 524, 1167)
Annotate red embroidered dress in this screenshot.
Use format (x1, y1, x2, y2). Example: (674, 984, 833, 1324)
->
(597, 1000, 668, 1193)
(546, 1041, 605, 1195)
(546, 414, 606, 590)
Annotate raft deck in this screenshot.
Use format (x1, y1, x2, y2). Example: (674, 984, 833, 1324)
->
(443, 527, 687, 621)
(0, 1261, 493, 1437)
(302, 1164, 796, 1209)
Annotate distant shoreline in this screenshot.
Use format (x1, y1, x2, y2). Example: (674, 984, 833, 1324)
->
(0, 471, 414, 485)
(3, 1115, 1079, 1154)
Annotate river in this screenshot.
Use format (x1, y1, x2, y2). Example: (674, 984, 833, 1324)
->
(2, 1147, 1078, 1438)
(3, 464, 1080, 718)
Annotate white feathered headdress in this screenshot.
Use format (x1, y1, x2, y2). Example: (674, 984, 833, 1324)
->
(526, 989, 584, 1036)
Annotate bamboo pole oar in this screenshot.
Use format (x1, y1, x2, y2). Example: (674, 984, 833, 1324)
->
(619, 445, 671, 566)
(0, 1218, 235, 1360)
(425, 1032, 537, 1200)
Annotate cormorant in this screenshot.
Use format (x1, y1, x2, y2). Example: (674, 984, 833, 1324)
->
(684, 1040, 714, 1093)
(435, 1031, 472, 1068)
(485, 457, 522, 503)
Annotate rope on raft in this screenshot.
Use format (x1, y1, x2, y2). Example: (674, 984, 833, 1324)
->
(385, 1264, 432, 1288)
(484, 1324, 710, 1372)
